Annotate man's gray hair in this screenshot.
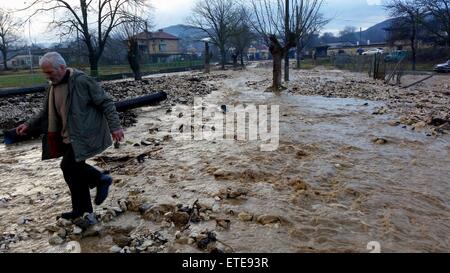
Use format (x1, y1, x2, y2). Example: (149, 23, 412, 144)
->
(39, 52, 67, 69)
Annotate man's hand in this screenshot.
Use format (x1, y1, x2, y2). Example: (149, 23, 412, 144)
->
(16, 124, 29, 136)
(111, 129, 125, 142)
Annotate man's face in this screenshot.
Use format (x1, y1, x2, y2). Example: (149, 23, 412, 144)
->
(41, 62, 66, 84)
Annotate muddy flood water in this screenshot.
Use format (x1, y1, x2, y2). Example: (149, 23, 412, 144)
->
(0, 66, 449, 253)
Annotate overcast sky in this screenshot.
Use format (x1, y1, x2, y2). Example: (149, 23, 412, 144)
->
(1, 0, 386, 45)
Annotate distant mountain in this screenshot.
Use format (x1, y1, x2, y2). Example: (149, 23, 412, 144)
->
(162, 24, 209, 53)
(359, 18, 396, 44)
(163, 24, 207, 40)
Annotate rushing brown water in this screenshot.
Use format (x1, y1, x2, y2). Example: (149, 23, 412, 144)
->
(1, 67, 449, 253)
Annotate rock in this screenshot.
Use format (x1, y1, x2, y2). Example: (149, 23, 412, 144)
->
(288, 179, 308, 191)
(296, 150, 309, 159)
(82, 225, 103, 238)
(388, 121, 401, 127)
(372, 107, 387, 115)
(110, 245, 122, 253)
(372, 138, 388, 145)
(64, 241, 82, 253)
(57, 218, 73, 227)
(175, 237, 190, 245)
(17, 216, 27, 225)
(143, 204, 176, 222)
(49, 234, 65, 245)
(100, 210, 116, 222)
(110, 207, 124, 214)
(113, 234, 133, 248)
(138, 203, 153, 214)
(72, 227, 83, 235)
(57, 228, 67, 238)
(212, 204, 220, 212)
(227, 188, 248, 199)
(413, 121, 427, 130)
(215, 218, 231, 230)
(438, 122, 450, 131)
(238, 212, 253, 222)
(118, 200, 128, 212)
(45, 225, 61, 233)
(141, 140, 153, 146)
(125, 197, 142, 212)
(170, 212, 190, 227)
(200, 212, 210, 221)
(257, 215, 281, 225)
(120, 246, 131, 253)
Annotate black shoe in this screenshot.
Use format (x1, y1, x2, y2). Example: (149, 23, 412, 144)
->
(58, 211, 84, 220)
(95, 174, 113, 206)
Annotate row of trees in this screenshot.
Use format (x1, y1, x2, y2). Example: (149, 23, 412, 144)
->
(189, 0, 328, 90)
(384, 0, 450, 70)
(3, 0, 328, 90)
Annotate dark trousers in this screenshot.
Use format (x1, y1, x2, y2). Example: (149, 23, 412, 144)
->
(60, 144, 102, 214)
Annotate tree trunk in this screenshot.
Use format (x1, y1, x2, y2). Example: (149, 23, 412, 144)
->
(269, 35, 284, 90)
(240, 53, 245, 68)
(284, 0, 290, 82)
(296, 42, 301, 69)
(88, 51, 99, 78)
(284, 51, 289, 81)
(410, 35, 417, 71)
(1, 50, 7, 70)
(204, 42, 210, 73)
(273, 52, 283, 90)
(127, 40, 141, 81)
(220, 48, 226, 70)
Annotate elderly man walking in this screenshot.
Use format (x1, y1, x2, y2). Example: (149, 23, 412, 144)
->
(16, 52, 124, 220)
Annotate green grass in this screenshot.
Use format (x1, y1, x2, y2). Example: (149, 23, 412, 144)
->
(0, 73, 47, 88)
(0, 60, 204, 89)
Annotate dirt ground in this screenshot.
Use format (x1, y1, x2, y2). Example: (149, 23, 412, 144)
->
(0, 65, 449, 253)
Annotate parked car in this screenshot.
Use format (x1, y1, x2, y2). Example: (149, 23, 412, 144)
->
(433, 60, 450, 73)
(384, 50, 407, 63)
(362, 48, 384, 55)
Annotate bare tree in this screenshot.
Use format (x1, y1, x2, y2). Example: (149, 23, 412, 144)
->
(21, 0, 148, 77)
(419, 0, 450, 46)
(187, 0, 242, 70)
(0, 10, 21, 71)
(230, 7, 255, 68)
(113, 7, 153, 80)
(250, 0, 325, 90)
(384, 0, 427, 70)
(293, 0, 328, 69)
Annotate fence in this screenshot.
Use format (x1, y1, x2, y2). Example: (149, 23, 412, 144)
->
(0, 60, 204, 89)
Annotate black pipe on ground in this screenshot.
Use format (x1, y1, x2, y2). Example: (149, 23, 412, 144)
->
(115, 91, 167, 112)
(2, 91, 168, 145)
(0, 85, 48, 98)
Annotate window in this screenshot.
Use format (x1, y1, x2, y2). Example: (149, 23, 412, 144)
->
(159, 41, 167, 52)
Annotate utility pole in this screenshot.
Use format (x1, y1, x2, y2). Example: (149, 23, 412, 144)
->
(202, 38, 211, 73)
(284, 0, 290, 82)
